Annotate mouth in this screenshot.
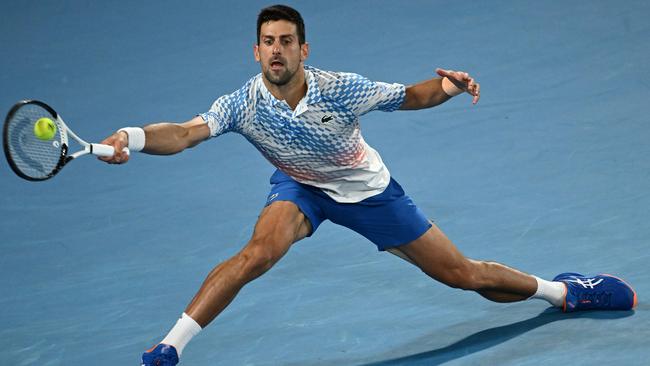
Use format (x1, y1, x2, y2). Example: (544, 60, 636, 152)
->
(270, 59, 285, 71)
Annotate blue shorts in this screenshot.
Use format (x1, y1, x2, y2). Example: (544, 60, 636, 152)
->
(265, 170, 432, 251)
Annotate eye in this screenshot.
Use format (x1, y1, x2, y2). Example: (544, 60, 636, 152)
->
(263, 38, 273, 46)
(279, 36, 295, 46)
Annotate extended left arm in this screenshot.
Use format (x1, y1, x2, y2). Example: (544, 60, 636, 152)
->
(400, 68, 481, 110)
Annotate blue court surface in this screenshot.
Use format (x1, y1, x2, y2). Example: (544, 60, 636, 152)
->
(1, 1, 649, 365)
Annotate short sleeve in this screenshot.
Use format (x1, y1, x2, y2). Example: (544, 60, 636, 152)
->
(199, 80, 253, 138)
(199, 94, 236, 138)
(338, 73, 406, 116)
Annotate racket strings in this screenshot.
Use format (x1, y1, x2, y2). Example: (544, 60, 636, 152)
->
(5, 104, 63, 179)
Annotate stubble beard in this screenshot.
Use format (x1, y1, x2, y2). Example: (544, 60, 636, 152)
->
(264, 64, 298, 86)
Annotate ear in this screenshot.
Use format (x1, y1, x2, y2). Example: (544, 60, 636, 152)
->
(254, 44, 260, 62)
(300, 42, 310, 62)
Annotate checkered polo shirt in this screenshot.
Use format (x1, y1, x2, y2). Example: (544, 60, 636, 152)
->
(201, 65, 405, 203)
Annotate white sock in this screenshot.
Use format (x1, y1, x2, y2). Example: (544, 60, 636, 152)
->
(530, 276, 566, 307)
(160, 313, 202, 356)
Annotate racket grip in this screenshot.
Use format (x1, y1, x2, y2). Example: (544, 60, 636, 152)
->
(90, 143, 130, 157)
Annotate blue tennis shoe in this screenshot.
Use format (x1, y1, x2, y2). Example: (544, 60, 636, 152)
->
(553, 272, 637, 312)
(141, 344, 179, 366)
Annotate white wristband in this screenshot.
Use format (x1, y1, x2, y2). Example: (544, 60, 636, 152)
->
(118, 127, 145, 152)
(441, 77, 464, 97)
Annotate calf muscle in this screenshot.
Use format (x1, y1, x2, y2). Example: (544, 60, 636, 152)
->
(394, 224, 537, 302)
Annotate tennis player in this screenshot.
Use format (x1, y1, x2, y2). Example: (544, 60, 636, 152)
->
(100, 5, 637, 365)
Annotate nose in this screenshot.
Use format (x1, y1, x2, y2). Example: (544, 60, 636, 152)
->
(272, 43, 281, 55)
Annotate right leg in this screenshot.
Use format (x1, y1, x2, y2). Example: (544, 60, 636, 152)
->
(186, 200, 312, 326)
(143, 200, 311, 365)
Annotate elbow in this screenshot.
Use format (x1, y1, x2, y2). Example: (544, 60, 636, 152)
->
(180, 123, 208, 150)
(403, 86, 435, 110)
(175, 127, 197, 152)
(401, 90, 420, 110)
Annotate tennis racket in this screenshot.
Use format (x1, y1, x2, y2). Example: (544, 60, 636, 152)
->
(3, 99, 128, 181)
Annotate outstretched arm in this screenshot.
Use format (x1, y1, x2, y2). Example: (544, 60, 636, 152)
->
(400, 68, 481, 110)
(99, 115, 211, 164)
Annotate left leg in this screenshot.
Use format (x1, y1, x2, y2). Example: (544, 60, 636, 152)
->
(392, 223, 537, 302)
(358, 179, 633, 309)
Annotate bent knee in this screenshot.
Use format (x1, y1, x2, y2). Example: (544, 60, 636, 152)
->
(236, 240, 283, 280)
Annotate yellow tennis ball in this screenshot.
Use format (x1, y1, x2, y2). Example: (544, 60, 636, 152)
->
(33, 117, 57, 141)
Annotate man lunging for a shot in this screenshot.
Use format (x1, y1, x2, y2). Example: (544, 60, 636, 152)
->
(100, 5, 637, 365)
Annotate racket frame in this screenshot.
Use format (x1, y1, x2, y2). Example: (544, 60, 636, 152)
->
(3, 99, 122, 181)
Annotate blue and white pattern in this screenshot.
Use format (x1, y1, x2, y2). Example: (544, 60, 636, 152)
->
(201, 66, 405, 203)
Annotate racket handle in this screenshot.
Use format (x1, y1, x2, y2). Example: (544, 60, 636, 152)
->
(90, 143, 130, 157)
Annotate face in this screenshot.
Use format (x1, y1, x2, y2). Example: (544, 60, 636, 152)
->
(254, 20, 309, 86)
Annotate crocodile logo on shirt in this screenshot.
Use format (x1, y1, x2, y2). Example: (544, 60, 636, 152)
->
(321, 115, 334, 123)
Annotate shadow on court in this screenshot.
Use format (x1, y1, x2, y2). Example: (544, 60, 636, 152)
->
(361, 308, 636, 366)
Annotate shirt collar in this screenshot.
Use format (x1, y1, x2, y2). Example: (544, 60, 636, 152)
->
(303, 67, 322, 105)
(258, 66, 322, 108)
(258, 75, 280, 107)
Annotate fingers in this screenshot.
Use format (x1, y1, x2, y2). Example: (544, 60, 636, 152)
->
(466, 77, 481, 104)
(437, 68, 470, 87)
(471, 82, 481, 104)
(98, 131, 129, 164)
(436, 68, 450, 77)
(436, 68, 468, 81)
(107, 148, 130, 164)
(437, 67, 481, 104)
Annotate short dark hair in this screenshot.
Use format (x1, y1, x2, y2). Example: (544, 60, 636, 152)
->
(257, 4, 305, 44)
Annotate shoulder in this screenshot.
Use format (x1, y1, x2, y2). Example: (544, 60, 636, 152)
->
(214, 74, 262, 110)
(235, 74, 262, 102)
(307, 65, 367, 87)
(306, 65, 372, 100)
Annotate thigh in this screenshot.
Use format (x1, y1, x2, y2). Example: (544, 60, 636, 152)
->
(249, 200, 313, 254)
(265, 174, 326, 237)
(393, 223, 471, 282)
